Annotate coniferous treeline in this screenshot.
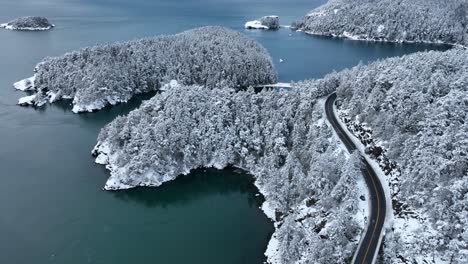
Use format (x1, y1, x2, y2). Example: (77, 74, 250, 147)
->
(293, 0, 468, 46)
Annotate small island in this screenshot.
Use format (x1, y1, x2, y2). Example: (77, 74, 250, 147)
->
(0, 16, 54, 31)
(245, 16, 280, 30)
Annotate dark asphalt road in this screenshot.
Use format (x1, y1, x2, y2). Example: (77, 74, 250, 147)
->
(325, 93, 387, 264)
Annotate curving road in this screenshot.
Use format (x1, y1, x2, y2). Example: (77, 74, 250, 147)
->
(325, 93, 387, 264)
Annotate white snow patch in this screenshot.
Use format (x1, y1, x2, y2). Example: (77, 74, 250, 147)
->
(261, 200, 276, 220)
(316, 117, 324, 127)
(160, 80, 180, 91)
(392, 215, 451, 264)
(307, 10, 326, 17)
(377, 25, 385, 33)
(265, 235, 281, 264)
(94, 143, 110, 165)
(103, 176, 135, 191)
(257, 82, 291, 88)
(354, 179, 370, 229)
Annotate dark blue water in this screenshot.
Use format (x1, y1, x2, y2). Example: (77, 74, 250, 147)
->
(0, 0, 449, 263)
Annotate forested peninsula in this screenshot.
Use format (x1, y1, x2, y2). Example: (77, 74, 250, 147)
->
(14, 26, 276, 113)
(93, 80, 364, 264)
(293, 0, 468, 46)
(94, 48, 467, 264)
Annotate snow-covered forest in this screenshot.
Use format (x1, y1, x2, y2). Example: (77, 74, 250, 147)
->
(325, 48, 467, 263)
(293, 0, 468, 46)
(0, 16, 54, 30)
(15, 26, 276, 112)
(93, 82, 366, 263)
(93, 47, 467, 263)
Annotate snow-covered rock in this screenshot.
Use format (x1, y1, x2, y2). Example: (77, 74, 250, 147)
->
(245, 20, 269, 30)
(17, 94, 37, 106)
(245, 16, 280, 30)
(13, 76, 36, 91)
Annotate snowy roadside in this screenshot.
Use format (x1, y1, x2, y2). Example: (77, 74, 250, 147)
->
(320, 98, 369, 233)
(320, 98, 371, 262)
(333, 104, 454, 264)
(332, 103, 394, 229)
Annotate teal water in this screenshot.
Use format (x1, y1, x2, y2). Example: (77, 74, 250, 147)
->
(0, 0, 450, 263)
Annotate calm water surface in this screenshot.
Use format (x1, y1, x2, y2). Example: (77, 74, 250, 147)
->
(0, 0, 449, 263)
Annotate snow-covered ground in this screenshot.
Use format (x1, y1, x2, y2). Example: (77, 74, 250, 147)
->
(391, 216, 451, 264)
